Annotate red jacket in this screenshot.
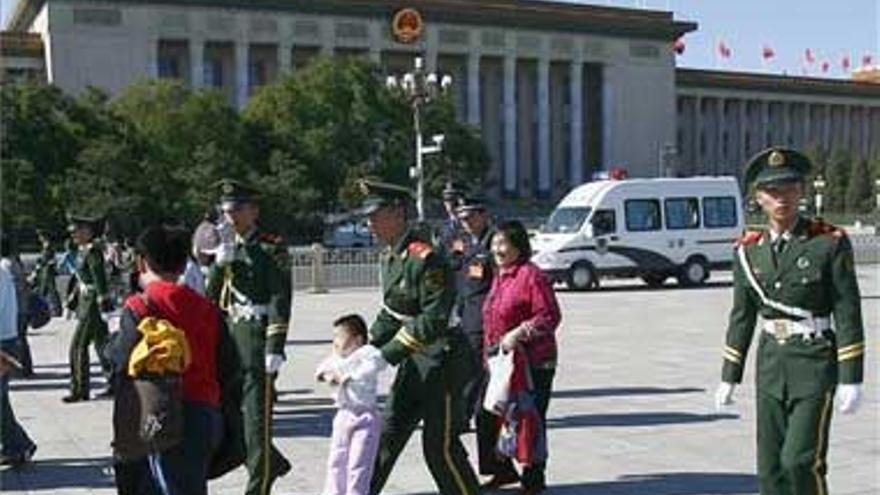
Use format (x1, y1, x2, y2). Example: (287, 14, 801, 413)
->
(482, 261, 561, 367)
(126, 281, 221, 407)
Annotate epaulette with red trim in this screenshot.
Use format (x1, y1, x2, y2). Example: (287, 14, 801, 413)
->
(406, 240, 433, 259)
(735, 230, 764, 247)
(807, 219, 845, 239)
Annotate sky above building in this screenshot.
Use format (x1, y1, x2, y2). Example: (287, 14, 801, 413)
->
(2, 0, 878, 79)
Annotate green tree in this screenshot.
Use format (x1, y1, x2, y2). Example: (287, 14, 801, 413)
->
(1, 83, 88, 231)
(845, 157, 873, 214)
(824, 148, 851, 213)
(244, 57, 490, 217)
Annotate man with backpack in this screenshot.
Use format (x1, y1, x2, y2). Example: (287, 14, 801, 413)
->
(107, 225, 243, 495)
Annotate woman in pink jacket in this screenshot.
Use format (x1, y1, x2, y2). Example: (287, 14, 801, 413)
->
(477, 220, 561, 495)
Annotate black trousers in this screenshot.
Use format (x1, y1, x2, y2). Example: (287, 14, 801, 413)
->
(477, 366, 555, 489)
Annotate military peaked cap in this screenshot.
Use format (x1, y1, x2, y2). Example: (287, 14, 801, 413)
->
(743, 147, 812, 190)
(355, 179, 413, 215)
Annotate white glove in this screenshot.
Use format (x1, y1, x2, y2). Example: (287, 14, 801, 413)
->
(714, 382, 736, 411)
(265, 354, 285, 374)
(836, 384, 862, 414)
(213, 220, 237, 265)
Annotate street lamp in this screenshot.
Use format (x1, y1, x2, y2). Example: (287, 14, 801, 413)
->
(386, 56, 452, 221)
(813, 175, 826, 218)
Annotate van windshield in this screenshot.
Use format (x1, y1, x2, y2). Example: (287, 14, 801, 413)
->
(542, 207, 591, 234)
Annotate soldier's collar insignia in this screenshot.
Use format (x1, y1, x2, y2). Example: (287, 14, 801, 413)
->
(797, 257, 810, 269)
(768, 150, 785, 167)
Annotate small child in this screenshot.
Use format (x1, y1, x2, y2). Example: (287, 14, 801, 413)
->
(315, 314, 387, 495)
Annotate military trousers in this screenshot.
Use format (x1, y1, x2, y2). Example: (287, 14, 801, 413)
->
(231, 320, 290, 495)
(460, 331, 485, 424)
(369, 358, 479, 495)
(756, 390, 834, 495)
(69, 307, 110, 398)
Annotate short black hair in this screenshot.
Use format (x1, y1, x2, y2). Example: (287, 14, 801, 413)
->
(494, 220, 532, 261)
(333, 314, 368, 342)
(135, 225, 191, 275)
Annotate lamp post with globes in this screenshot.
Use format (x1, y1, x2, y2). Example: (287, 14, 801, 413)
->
(813, 175, 826, 218)
(386, 57, 452, 221)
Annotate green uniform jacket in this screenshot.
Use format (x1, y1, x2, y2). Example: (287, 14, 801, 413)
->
(206, 229, 292, 356)
(371, 228, 454, 368)
(70, 242, 111, 317)
(722, 217, 864, 399)
(34, 248, 58, 295)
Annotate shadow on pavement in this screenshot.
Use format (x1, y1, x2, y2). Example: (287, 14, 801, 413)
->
(273, 405, 335, 438)
(547, 412, 738, 429)
(468, 472, 757, 495)
(0, 456, 115, 491)
(552, 386, 705, 400)
(285, 338, 334, 346)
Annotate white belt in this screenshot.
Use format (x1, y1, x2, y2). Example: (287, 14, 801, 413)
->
(231, 303, 269, 322)
(762, 317, 832, 343)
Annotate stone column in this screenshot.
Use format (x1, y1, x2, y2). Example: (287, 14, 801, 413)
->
(569, 60, 584, 186)
(863, 106, 872, 159)
(278, 42, 292, 75)
(823, 104, 832, 151)
(715, 98, 724, 174)
(467, 51, 481, 127)
(368, 21, 382, 64)
(425, 27, 439, 73)
(601, 64, 616, 168)
(803, 103, 812, 147)
(235, 40, 249, 109)
(537, 57, 551, 194)
(842, 105, 851, 151)
(190, 37, 204, 89)
(693, 96, 702, 169)
(761, 100, 770, 148)
(503, 54, 517, 193)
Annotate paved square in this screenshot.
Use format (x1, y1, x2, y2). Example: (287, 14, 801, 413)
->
(2, 268, 877, 494)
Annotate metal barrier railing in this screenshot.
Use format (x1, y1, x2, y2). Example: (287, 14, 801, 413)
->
(290, 233, 880, 290)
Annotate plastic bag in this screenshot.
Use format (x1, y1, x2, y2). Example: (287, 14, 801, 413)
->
(482, 349, 514, 415)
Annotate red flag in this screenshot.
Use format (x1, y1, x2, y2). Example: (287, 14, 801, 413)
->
(673, 37, 686, 55)
(762, 45, 775, 60)
(841, 55, 851, 72)
(717, 40, 731, 59)
(862, 53, 874, 67)
(820, 60, 830, 73)
(804, 48, 816, 64)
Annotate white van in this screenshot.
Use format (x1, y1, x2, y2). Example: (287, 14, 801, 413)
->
(531, 176, 744, 290)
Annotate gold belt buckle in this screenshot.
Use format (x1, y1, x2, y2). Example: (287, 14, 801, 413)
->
(773, 320, 791, 343)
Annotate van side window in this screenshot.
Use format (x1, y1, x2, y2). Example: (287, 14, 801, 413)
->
(591, 209, 616, 236)
(703, 196, 738, 228)
(625, 199, 661, 232)
(665, 197, 700, 230)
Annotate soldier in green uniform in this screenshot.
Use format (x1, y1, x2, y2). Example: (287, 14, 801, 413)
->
(31, 229, 62, 317)
(715, 147, 865, 495)
(205, 179, 291, 495)
(64, 215, 114, 402)
(356, 179, 479, 495)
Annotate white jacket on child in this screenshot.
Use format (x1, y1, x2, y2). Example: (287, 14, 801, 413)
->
(315, 345, 387, 410)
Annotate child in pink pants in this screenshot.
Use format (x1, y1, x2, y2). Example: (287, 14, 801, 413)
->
(316, 314, 387, 495)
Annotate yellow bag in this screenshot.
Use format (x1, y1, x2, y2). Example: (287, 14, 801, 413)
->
(128, 316, 191, 377)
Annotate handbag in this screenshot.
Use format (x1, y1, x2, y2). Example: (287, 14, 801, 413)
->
(27, 291, 51, 329)
(482, 347, 514, 415)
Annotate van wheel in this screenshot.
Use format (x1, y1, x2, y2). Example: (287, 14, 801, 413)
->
(678, 257, 709, 287)
(567, 262, 596, 291)
(642, 273, 667, 288)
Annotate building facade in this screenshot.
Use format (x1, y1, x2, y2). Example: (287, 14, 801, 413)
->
(5, 0, 879, 202)
(676, 69, 880, 180)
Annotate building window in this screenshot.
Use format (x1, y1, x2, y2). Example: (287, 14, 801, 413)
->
(703, 196, 738, 228)
(625, 199, 662, 232)
(665, 197, 700, 230)
(158, 56, 180, 79)
(204, 58, 223, 88)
